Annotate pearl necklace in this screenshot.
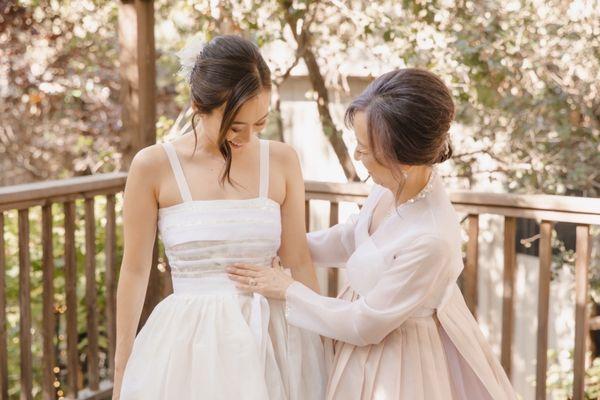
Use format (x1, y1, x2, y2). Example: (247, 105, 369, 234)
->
(386, 168, 437, 218)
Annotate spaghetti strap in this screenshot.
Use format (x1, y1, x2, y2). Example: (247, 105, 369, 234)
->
(161, 142, 193, 203)
(258, 140, 269, 198)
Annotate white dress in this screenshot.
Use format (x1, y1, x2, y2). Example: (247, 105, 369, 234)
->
(120, 140, 326, 400)
(285, 172, 516, 399)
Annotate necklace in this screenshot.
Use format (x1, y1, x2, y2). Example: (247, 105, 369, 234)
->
(386, 168, 437, 218)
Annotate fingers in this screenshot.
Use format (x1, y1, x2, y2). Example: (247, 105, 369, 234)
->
(225, 265, 261, 277)
(229, 263, 262, 272)
(227, 273, 246, 284)
(231, 279, 265, 295)
(225, 264, 274, 297)
(271, 256, 283, 270)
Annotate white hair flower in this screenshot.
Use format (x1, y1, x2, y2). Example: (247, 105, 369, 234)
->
(176, 33, 206, 82)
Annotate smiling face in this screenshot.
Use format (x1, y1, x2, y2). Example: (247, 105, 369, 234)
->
(201, 89, 271, 152)
(226, 90, 270, 150)
(203, 89, 271, 152)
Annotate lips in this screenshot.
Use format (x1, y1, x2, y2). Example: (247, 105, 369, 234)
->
(227, 140, 243, 149)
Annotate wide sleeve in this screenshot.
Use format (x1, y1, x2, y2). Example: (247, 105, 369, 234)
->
(285, 235, 450, 346)
(306, 213, 359, 268)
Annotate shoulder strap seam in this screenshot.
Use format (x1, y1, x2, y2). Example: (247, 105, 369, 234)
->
(161, 142, 193, 203)
(259, 139, 269, 198)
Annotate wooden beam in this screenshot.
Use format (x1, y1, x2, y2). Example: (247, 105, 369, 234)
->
(0, 172, 126, 206)
(118, 0, 139, 168)
(135, 0, 156, 150)
(119, 0, 157, 168)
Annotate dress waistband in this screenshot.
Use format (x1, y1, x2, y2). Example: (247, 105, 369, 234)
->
(172, 275, 242, 295)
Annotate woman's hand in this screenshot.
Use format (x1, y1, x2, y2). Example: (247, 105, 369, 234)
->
(226, 257, 295, 300)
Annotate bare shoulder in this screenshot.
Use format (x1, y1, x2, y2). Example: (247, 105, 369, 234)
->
(268, 140, 301, 170)
(264, 140, 304, 203)
(131, 143, 168, 172)
(127, 143, 169, 190)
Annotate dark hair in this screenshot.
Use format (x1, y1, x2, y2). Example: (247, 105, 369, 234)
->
(189, 35, 271, 184)
(345, 68, 454, 167)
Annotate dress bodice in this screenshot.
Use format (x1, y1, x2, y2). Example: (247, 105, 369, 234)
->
(157, 140, 281, 279)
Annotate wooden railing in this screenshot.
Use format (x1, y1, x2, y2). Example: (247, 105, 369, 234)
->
(0, 173, 126, 400)
(0, 173, 598, 399)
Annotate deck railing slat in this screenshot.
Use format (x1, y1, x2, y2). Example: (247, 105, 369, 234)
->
(105, 195, 117, 380)
(536, 221, 553, 400)
(327, 202, 339, 297)
(573, 224, 591, 400)
(85, 198, 100, 390)
(501, 216, 517, 378)
(18, 209, 33, 400)
(41, 204, 56, 400)
(464, 214, 479, 317)
(0, 213, 8, 400)
(64, 201, 79, 398)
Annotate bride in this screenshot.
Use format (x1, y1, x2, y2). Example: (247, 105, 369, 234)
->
(112, 35, 325, 400)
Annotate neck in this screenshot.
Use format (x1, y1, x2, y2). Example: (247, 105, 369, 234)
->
(386, 165, 433, 205)
(192, 122, 223, 158)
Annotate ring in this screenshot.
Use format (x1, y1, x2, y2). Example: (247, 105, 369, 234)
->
(249, 278, 257, 287)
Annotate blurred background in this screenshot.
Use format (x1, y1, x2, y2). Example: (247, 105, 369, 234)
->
(0, 0, 599, 399)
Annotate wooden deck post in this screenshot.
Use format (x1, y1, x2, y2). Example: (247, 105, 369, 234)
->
(118, 0, 162, 325)
(118, 0, 157, 168)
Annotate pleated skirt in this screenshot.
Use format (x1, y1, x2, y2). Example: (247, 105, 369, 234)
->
(324, 287, 494, 400)
(120, 292, 326, 400)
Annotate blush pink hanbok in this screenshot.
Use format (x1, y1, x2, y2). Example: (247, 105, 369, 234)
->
(285, 172, 516, 400)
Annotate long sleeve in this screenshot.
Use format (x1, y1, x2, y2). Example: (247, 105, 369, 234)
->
(285, 235, 451, 346)
(306, 213, 359, 268)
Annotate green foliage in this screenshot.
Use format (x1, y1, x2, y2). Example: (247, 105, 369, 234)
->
(547, 351, 600, 399)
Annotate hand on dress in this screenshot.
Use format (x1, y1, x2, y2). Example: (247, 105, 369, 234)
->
(226, 256, 295, 300)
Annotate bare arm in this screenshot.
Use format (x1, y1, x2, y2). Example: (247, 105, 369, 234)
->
(113, 147, 160, 398)
(276, 145, 321, 293)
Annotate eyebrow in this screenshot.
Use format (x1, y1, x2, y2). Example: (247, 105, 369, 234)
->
(232, 112, 269, 125)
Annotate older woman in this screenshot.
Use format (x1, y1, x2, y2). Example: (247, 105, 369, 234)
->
(228, 68, 516, 399)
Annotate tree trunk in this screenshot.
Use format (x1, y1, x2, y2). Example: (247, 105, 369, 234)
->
(280, 1, 360, 181)
(301, 47, 359, 181)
